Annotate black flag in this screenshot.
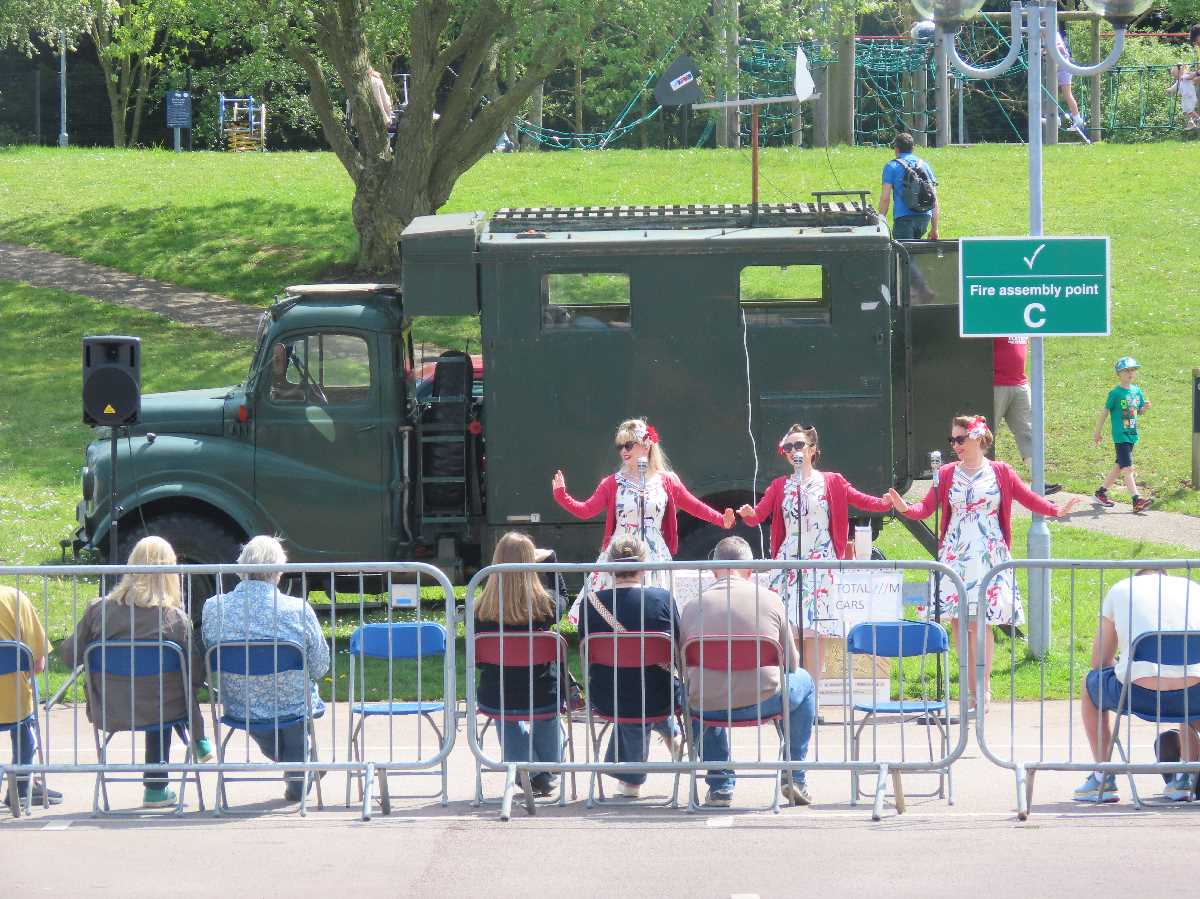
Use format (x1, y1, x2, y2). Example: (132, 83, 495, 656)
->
(653, 54, 703, 107)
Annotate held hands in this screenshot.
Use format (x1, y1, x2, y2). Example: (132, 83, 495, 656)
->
(736, 503, 755, 521)
(886, 487, 910, 515)
(722, 507, 736, 529)
(551, 470, 566, 493)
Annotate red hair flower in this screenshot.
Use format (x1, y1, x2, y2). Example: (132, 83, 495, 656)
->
(644, 424, 659, 445)
(967, 415, 990, 440)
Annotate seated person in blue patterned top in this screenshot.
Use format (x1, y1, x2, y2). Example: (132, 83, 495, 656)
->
(201, 535, 330, 802)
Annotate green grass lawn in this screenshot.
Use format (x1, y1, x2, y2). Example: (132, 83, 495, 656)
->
(2, 144, 1197, 512)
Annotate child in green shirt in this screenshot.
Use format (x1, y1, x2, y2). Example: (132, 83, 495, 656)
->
(1092, 356, 1151, 512)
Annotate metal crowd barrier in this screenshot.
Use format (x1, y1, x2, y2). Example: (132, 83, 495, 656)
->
(464, 558, 971, 822)
(974, 560, 1200, 819)
(0, 562, 456, 821)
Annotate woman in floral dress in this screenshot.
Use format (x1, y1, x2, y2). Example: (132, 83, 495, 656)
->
(738, 424, 891, 684)
(552, 418, 734, 624)
(889, 415, 1080, 710)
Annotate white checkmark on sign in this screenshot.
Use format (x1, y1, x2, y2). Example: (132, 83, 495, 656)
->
(1023, 243, 1046, 269)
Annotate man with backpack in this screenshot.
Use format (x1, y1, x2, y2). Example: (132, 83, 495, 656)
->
(878, 132, 939, 240)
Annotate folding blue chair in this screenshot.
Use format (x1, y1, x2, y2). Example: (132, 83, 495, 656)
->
(682, 634, 792, 813)
(206, 640, 325, 816)
(84, 640, 205, 816)
(846, 620, 952, 813)
(345, 622, 449, 813)
(1108, 630, 1200, 809)
(1, 641, 46, 818)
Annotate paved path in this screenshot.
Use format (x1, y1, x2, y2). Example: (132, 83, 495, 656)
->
(0, 241, 264, 339)
(3, 241, 1198, 551)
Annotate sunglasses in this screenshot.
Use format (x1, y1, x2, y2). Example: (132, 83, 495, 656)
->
(781, 441, 810, 453)
(948, 435, 969, 446)
(617, 442, 640, 452)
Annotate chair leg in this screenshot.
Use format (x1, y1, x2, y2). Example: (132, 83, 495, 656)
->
(7, 769, 21, 818)
(563, 718, 577, 804)
(174, 728, 190, 816)
(309, 722, 324, 812)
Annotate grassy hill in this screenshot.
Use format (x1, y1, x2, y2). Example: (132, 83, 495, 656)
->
(1, 143, 1197, 514)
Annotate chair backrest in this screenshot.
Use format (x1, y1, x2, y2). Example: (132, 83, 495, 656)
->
(474, 631, 562, 667)
(1130, 630, 1200, 666)
(0, 640, 34, 677)
(682, 635, 782, 672)
(846, 620, 948, 658)
(84, 640, 185, 677)
(349, 622, 446, 660)
(206, 640, 305, 676)
(583, 631, 673, 669)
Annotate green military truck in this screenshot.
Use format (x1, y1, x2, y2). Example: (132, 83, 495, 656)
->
(73, 196, 987, 597)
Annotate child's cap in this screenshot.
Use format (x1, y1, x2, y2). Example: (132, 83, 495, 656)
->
(1115, 356, 1140, 373)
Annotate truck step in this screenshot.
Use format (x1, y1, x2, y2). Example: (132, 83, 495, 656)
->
(421, 515, 468, 524)
(421, 477, 466, 485)
(419, 434, 465, 444)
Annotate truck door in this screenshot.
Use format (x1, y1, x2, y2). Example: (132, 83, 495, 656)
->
(739, 250, 895, 497)
(253, 331, 387, 560)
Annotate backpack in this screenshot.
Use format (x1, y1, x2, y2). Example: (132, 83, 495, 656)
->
(897, 157, 936, 214)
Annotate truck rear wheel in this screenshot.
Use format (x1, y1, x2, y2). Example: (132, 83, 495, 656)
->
(676, 520, 771, 564)
(114, 512, 244, 625)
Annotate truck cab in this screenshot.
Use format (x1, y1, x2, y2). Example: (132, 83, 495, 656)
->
(74, 195, 988, 596)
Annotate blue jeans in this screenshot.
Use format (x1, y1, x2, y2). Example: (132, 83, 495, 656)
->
(246, 721, 312, 796)
(494, 706, 563, 786)
(8, 716, 36, 791)
(608, 719, 680, 786)
(893, 214, 931, 240)
(691, 671, 816, 792)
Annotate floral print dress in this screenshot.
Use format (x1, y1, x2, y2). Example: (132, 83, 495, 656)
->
(933, 464, 1023, 626)
(568, 472, 672, 625)
(769, 472, 840, 636)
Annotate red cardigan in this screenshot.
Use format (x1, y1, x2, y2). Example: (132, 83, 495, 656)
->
(742, 471, 891, 560)
(552, 472, 725, 555)
(901, 460, 1061, 549)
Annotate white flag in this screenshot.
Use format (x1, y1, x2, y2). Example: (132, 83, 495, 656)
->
(794, 46, 815, 102)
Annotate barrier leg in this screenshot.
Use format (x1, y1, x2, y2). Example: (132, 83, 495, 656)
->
(378, 768, 391, 817)
(7, 769, 21, 818)
(1015, 763, 1029, 820)
(891, 769, 907, 815)
(1025, 768, 1038, 816)
(500, 764, 517, 822)
(361, 762, 375, 821)
(872, 764, 889, 821)
(1112, 734, 1143, 809)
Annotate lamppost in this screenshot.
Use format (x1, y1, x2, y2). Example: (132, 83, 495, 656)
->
(911, 0, 1150, 659)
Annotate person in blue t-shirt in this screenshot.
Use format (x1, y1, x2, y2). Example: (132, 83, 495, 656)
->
(878, 132, 939, 241)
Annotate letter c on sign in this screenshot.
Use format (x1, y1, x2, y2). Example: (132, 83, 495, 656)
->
(1023, 303, 1046, 329)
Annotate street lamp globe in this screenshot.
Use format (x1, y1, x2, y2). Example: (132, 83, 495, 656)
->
(909, 0, 987, 26)
(1079, 0, 1152, 24)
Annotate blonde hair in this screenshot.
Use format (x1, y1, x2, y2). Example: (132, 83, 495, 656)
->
(615, 418, 672, 475)
(781, 423, 821, 463)
(607, 533, 648, 563)
(952, 414, 994, 451)
(476, 532, 556, 626)
(106, 536, 182, 610)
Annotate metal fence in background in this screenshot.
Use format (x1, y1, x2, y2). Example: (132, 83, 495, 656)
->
(974, 560, 1200, 819)
(463, 558, 971, 821)
(0, 562, 457, 820)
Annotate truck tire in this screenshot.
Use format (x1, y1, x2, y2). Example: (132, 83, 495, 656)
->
(114, 512, 244, 626)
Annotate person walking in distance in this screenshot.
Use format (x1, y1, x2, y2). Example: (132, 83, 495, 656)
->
(992, 337, 1061, 494)
(877, 132, 939, 241)
(1093, 357, 1152, 513)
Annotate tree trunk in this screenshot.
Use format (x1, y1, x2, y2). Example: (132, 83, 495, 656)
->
(574, 55, 583, 134)
(522, 83, 544, 150)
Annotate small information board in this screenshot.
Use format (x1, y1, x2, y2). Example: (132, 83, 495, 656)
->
(165, 90, 192, 129)
(959, 236, 1110, 337)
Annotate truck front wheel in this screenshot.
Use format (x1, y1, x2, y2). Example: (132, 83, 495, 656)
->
(114, 512, 244, 625)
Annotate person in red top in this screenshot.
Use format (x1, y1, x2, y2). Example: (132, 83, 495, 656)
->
(887, 415, 1080, 710)
(736, 424, 891, 685)
(993, 337, 1061, 493)
(552, 418, 734, 624)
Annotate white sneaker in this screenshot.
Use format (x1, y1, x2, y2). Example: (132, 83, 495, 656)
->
(616, 780, 641, 799)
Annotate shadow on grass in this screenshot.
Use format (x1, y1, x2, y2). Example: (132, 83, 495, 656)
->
(3, 199, 360, 304)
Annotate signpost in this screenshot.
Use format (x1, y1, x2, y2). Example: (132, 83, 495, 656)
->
(165, 90, 192, 152)
(959, 236, 1110, 337)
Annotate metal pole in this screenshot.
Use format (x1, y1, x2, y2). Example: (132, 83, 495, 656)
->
(751, 105, 760, 215)
(1026, 4, 1052, 660)
(956, 75, 966, 143)
(1192, 367, 1200, 491)
(173, 127, 181, 152)
(936, 32, 952, 146)
(57, 30, 68, 148)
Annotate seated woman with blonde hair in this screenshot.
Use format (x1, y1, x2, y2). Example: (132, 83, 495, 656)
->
(59, 536, 213, 808)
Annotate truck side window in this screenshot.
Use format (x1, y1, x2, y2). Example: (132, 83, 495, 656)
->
(739, 264, 828, 326)
(268, 333, 371, 405)
(541, 272, 631, 330)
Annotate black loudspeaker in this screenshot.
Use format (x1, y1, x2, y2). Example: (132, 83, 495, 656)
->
(83, 335, 141, 426)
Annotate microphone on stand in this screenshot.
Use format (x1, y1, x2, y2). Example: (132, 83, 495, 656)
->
(929, 449, 943, 487)
(637, 457, 648, 541)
